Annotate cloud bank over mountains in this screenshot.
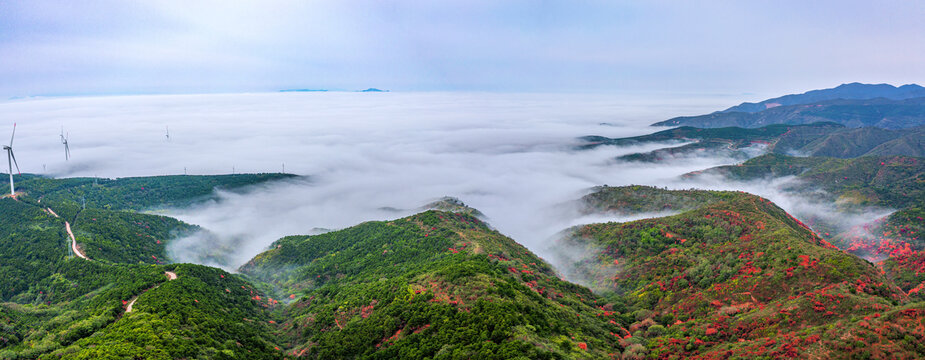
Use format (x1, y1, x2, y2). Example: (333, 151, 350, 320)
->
(0, 92, 868, 269)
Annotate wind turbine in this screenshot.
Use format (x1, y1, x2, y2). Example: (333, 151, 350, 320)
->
(4, 124, 20, 196)
(60, 127, 70, 160)
(165, 125, 170, 141)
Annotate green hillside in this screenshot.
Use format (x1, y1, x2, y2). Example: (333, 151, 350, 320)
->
(579, 123, 823, 150)
(577, 185, 740, 215)
(242, 211, 625, 359)
(865, 128, 925, 157)
(15, 173, 298, 215)
(692, 153, 923, 275)
(3, 173, 924, 359)
(694, 154, 924, 209)
(0, 174, 300, 359)
(581, 123, 925, 163)
(0, 198, 68, 301)
(71, 209, 197, 265)
(0, 262, 281, 359)
(797, 127, 904, 158)
(557, 189, 924, 358)
(60, 264, 280, 360)
(4, 173, 296, 265)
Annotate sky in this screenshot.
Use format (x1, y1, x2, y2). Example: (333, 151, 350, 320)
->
(2, 0, 924, 98)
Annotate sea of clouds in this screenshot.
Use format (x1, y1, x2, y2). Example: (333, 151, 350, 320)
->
(3, 91, 879, 271)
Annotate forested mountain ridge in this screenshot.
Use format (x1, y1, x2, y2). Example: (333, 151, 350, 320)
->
(1, 174, 298, 265)
(556, 186, 925, 358)
(242, 211, 626, 359)
(1, 173, 923, 358)
(689, 154, 925, 306)
(723, 83, 925, 114)
(651, 96, 925, 129)
(15, 173, 299, 213)
(580, 122, 925, 163)
(575, 185, 741, 216)
(0, 174, 295, 359)
(691, 154, 924, 209)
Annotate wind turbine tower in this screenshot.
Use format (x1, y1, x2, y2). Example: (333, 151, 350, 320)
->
(4, 124, 21, 196)
(60, 127, 70, 160)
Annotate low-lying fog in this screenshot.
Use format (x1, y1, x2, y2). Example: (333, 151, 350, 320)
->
(3, 92, 875, 271)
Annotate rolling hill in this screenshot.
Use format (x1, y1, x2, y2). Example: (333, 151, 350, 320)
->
(241, 210, 625, 359)
(0, 174, 296, 359)
(691, 154, 924, 209)
(651, 96, 925, 129)
(2, 173, 924, 359)
(723, 83, 925, 114)
(554, 186, 924, 358)
(581, 122, 925, 163)
(688, 154, 925, 307)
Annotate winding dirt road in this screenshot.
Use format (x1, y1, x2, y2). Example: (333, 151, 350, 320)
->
(65, 221, 89, 260)
(44, 207, 89, 261)
(42, 204, 180, 314)
(126, 271, 178, 313)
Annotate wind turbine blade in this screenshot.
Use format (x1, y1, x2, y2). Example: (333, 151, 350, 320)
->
(9, 123, 15, 147)
(10, 150, 20, 174)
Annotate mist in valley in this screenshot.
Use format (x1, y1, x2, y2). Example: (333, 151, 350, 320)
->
(0, 92, 882, 274)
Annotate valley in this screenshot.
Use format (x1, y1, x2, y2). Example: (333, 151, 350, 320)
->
(1, 85, 923, 359)
(1, 156, 922, 358)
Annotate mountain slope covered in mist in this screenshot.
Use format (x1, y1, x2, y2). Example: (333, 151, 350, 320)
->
(723, 83, 925, 114)
(241, 210, 626, 359)
(575, 185, 742, 215)
(0, 175, 297, 359)
(556, 187, 924, 358)
(0, 196, 282, 358)
(17, 173, 299, 213)
(240, 185, 924, 358)
(582, 122, 925, 162)
(691, 154, 925, 303)
(3, 174, 298, 265)
(2, 173, 924, 359)
(797, 125, 925, 158)
(690, 154, 923, 249)
(693, 154, 924, 209)
(651, 96, 925, 129)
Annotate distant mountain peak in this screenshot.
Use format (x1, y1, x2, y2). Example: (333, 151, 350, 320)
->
(651, 83, 925, 129)
(723, 82, 925, 114)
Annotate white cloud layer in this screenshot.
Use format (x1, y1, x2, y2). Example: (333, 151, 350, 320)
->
(5, 92, 888, 272)
(1, 92, 749, 269)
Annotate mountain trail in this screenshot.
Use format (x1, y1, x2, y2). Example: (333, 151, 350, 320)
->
(66, 221, 89, 260)
(126, 271, 178, 313)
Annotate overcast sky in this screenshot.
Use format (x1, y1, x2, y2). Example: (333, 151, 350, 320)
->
(2, 0, 923, 98)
